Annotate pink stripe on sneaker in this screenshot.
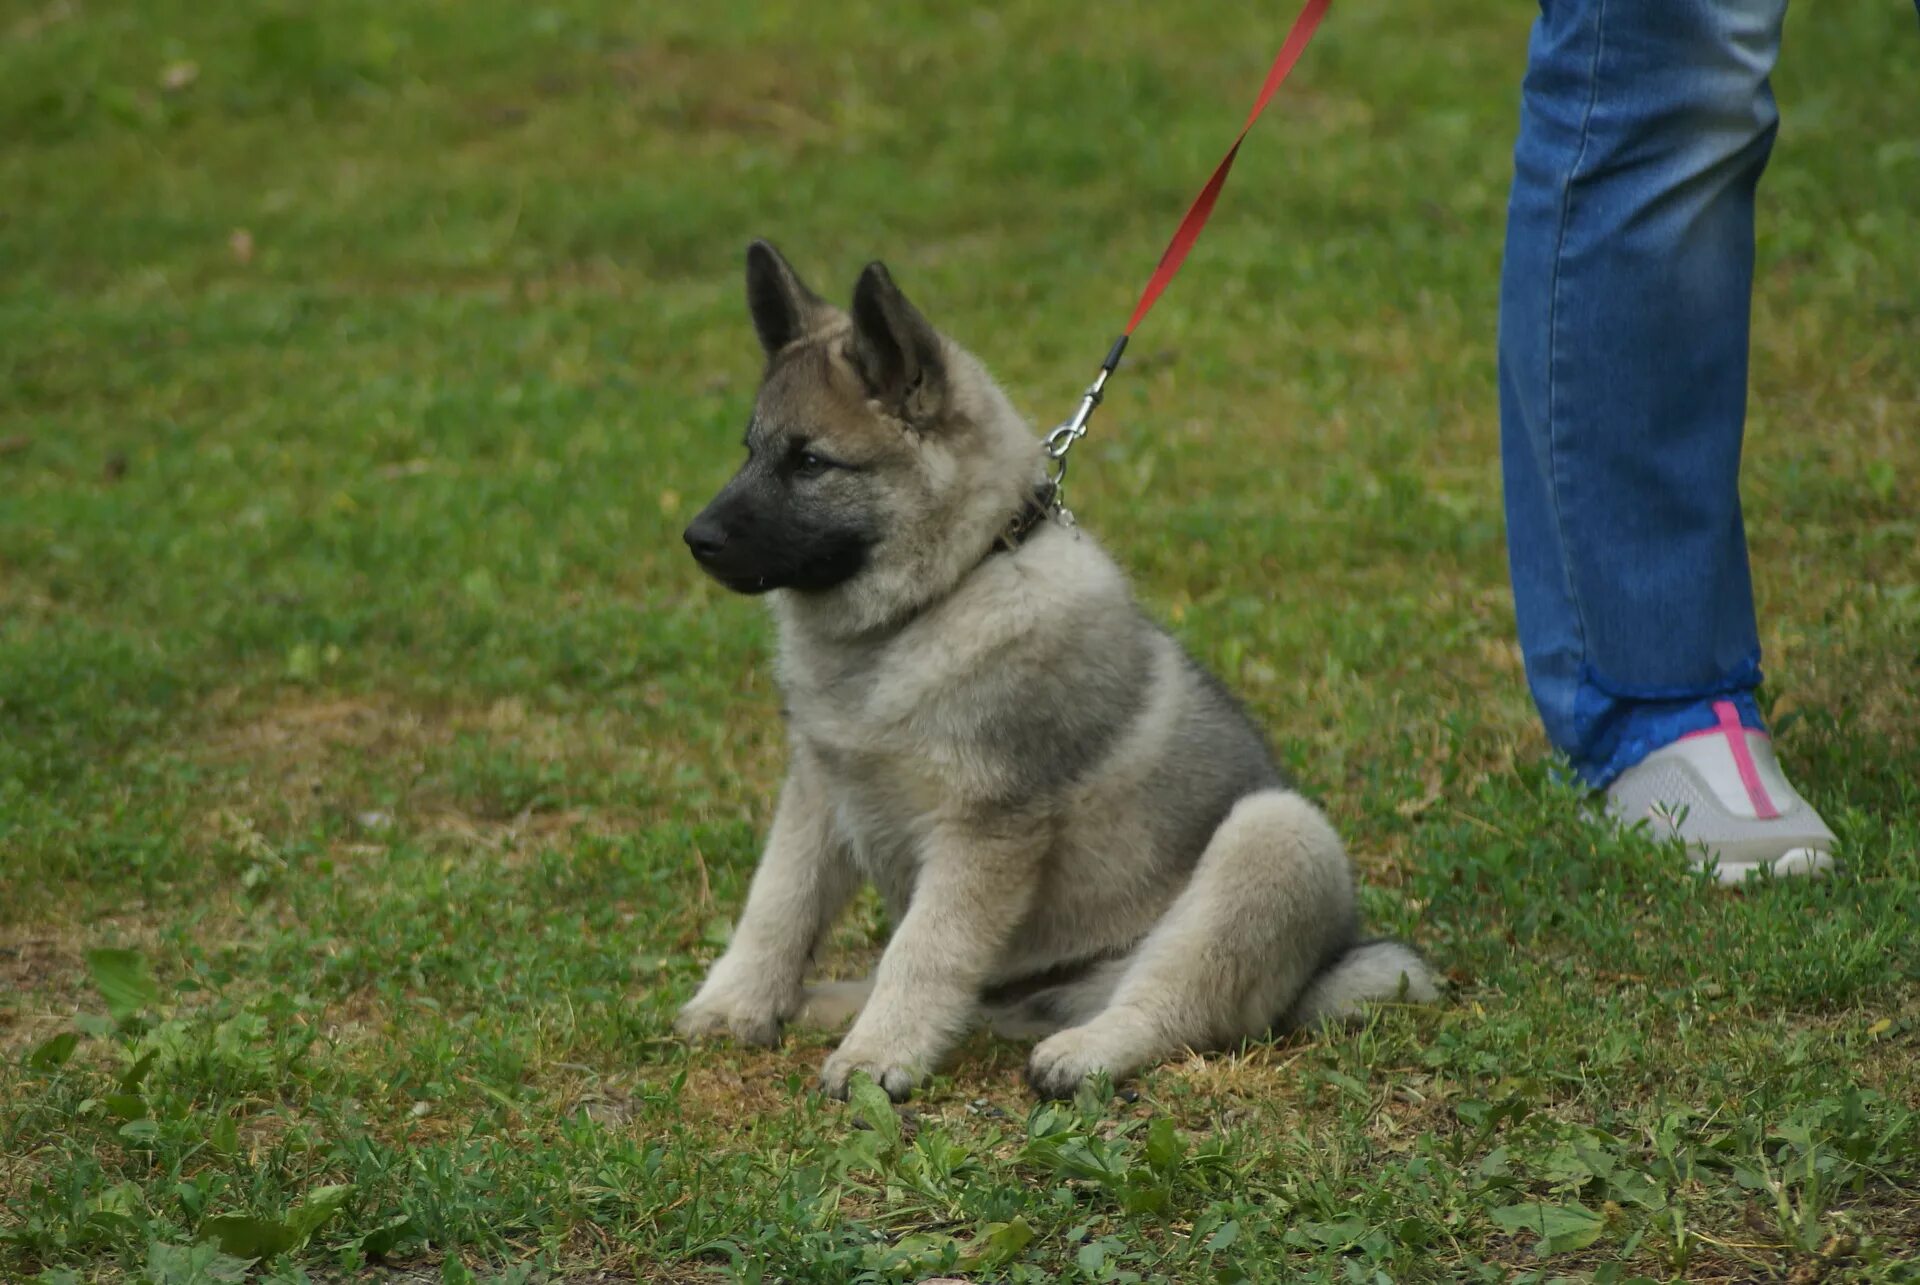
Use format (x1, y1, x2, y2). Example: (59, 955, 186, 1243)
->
(1713, 699, 1780, 819)
(1677, 724, 1771, 743)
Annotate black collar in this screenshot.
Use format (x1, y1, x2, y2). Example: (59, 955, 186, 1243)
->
(987, 483, 1059, 558)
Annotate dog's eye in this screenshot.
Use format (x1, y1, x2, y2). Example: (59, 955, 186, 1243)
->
(793, 449, 835, 478)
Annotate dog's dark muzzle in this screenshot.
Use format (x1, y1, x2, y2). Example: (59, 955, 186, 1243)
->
(684, 470, 875, 596)
(683, 487, 770, 593)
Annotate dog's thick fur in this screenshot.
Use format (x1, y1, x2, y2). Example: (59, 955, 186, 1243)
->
(676, 242, 1437, 1100)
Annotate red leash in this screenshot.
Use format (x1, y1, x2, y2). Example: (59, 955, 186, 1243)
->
(1124, 0, 1332, 336)
(1042, 0, 1333, 497)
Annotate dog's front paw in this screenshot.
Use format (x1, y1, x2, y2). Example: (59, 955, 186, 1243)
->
(1027, 1024, 1138, 1099)
(674, 982, 787, 1049)
(818, 1043, 923, 1102)
(674, 1003, 781, 1048)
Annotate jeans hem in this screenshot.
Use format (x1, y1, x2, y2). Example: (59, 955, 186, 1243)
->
(1574, 667, 1767, 790)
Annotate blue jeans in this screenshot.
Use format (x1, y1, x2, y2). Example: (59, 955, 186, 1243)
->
(1500, 0, 1791, 788)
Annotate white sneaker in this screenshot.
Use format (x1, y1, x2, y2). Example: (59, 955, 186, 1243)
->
(1605, 700, 1836, 885)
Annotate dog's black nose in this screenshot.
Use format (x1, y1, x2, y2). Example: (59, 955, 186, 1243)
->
(683, 516, 728, 562)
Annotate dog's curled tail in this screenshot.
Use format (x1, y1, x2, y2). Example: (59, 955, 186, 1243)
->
(1285, 939, 1439, 1029)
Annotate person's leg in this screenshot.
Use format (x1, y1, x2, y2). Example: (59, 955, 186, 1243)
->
(1500, 0, 1783, 784)
(1499, 0, 1834, 878)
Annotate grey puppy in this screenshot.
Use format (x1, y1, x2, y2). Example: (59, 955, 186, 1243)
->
(676, 242, 1437, 1101)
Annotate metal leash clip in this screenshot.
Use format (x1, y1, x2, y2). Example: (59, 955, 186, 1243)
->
(1041, 335, 1129, 519)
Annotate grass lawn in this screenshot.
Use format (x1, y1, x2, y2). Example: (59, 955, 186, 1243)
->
(3, 0, 1918, 1280)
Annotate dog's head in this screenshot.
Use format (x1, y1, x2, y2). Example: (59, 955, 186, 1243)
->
(685, 241, 1039, 628)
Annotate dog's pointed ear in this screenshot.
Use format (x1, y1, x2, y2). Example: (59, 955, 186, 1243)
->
(850, 261, 946, 424)
(746, 240, 828, 358)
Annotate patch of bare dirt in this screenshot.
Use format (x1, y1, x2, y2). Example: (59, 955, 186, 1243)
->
(0, 912, 181, 1057)
(196, 692, 664, 870)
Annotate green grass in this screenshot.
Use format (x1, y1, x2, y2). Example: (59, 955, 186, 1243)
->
(3, 0, 1918, 1280)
